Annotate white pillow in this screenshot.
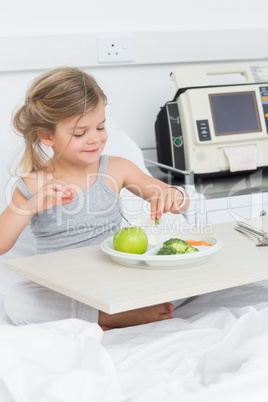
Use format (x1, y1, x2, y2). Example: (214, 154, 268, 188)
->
(104, 115, 151, 175)
(104, 115, 153, 220)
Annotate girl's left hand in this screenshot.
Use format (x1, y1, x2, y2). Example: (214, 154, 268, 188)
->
(150, 186, 185, 220)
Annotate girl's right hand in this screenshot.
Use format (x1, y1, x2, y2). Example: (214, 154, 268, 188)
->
(28, 181, 75, 214)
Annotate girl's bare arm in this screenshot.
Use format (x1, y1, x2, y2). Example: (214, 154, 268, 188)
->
(0, 189, 36, 255)
(109, 157, 190, 219)
(0, 180, 75, 255)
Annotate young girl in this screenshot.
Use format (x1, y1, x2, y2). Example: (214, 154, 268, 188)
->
(0, 67, 190, 330)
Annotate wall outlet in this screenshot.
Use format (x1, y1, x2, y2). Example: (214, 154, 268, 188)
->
(98, 34, 135, 63)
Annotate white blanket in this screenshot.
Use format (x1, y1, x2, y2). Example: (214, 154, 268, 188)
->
(1, 283, 268, 402)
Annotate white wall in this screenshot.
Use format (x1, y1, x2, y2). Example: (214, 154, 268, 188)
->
(0, 0, 268, 211)
(0, 0, 267, 36)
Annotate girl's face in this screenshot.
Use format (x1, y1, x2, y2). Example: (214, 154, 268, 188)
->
(52, 102, 107, 167)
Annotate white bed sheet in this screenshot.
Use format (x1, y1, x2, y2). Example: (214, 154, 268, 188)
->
(1, 283, 268, 402)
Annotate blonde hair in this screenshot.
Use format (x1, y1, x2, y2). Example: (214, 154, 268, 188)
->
(13, 67, 107, 174)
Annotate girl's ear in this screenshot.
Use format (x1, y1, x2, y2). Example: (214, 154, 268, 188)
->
(37, 131, 54, 147)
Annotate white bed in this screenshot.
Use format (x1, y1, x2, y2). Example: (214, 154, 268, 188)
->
(1, 118, 268, 402)
(1, 284, 268, 401)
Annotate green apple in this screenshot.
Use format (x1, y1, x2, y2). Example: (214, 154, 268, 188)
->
(113, 226, 148, 254)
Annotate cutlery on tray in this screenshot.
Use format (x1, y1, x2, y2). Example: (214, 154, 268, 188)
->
(237, 221, 268, 237)
(234, 221, 268, 246)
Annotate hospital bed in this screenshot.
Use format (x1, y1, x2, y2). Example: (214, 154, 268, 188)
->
(1, 117, 268, 401)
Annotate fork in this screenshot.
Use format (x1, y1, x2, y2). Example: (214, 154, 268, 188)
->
(237, 221, 268, 238)
(119, 211, 132, 226)
(234, 226, 268, 246)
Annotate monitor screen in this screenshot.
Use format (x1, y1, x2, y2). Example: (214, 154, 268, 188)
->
(209, 91, 261, 136)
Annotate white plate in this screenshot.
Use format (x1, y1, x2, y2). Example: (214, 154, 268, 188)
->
(101, 232, 222, 270)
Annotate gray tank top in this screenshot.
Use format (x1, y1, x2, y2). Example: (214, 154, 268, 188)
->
(16, 155, 123, 254)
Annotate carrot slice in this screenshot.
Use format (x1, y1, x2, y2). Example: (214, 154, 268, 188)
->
(185, 240, 211, 247)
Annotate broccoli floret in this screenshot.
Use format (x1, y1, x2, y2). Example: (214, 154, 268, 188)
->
(162, 238, 189, 254)
(156, 238, 200, 256)
(156, 246, 177, 255)
(184, 246, 199, 253)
